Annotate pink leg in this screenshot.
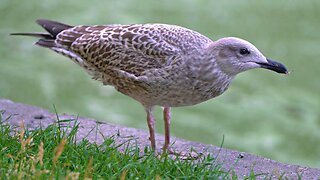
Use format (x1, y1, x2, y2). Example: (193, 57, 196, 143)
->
(146, 107, 156, 151)
(163, 107, 171, 152)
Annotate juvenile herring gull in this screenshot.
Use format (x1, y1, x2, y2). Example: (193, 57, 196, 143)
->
(11, 19, 288, 152)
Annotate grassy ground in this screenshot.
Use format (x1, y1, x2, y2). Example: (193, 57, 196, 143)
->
(0, 0, 319, 168)
(0, 111, 250, 179)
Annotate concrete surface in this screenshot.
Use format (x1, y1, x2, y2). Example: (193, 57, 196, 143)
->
(0, 98, 319, 179)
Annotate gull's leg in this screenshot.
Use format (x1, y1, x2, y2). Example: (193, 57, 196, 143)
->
(146, 107, 156, 151)
(162, 107, 201, 159)
(163, 107, 171, 152)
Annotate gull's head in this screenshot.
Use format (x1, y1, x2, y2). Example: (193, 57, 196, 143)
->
(209, 37, 288, 76)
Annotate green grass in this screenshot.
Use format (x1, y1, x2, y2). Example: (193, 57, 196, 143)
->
(0, 111, 306, 179)
(1, 0, 320, 168)
(0, 111, 243, 179)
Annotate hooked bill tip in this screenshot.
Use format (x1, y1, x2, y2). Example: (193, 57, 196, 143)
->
(258, 58, 288, 74)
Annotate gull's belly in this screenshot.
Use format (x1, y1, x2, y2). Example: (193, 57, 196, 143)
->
(132, 78, 230, 107)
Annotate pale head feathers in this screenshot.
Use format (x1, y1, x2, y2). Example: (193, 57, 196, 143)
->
(208, 37, 269, 76)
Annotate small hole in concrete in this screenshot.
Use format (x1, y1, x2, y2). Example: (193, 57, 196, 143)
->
(238, 153, 244, 159)
(34, 114, 45, 119)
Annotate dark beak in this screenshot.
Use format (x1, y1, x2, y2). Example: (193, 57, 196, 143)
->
(257, 58, 288, 74)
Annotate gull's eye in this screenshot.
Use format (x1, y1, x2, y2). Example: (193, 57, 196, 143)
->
(239, 48, 250, 55)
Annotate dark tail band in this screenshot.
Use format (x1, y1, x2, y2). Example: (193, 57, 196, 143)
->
(10, 32, 53, 39)
(36, 19, 73, 38)
(10, 19, 73, 48)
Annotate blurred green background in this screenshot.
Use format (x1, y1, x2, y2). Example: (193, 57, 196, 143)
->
(1, 0, 319, 168)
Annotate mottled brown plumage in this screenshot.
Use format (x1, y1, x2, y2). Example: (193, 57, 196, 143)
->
(12, 19, 288, 152)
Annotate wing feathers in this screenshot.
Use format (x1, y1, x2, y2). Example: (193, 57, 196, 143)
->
(12, 20, 212, 77)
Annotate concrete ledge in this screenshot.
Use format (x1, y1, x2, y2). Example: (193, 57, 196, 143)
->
(0, 98, 319, 179)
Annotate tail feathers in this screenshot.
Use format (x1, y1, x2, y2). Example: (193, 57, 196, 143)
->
(36, 19, 73, 38)
(10, 32, 53, 39)
(35, 39, 56, 48)
(11, 19, 73, 48)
